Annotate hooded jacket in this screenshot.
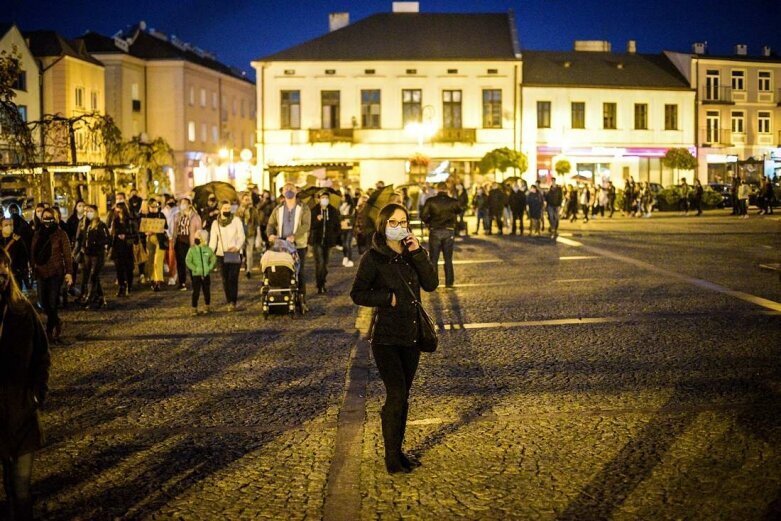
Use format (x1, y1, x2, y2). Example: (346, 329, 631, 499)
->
(350, 232, 438, 347)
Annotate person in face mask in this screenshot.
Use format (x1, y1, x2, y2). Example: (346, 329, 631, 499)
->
(208, 201, 245, 311)
(31, 208, 73, 343)
(106, 192, 126, 229)
(33, 204, 46, 231)
(109, 203, 136, 297)
(0, 247, 51, 521)
(142, 199, 168, 291)
(350, 203, 438, 474)
(80, 205, 110, 309)
(309, 191, 341, 294)
(1, 218, 30, 291)
(200, 194, 220, 232)
(66, 200, 87, 299)
(453, 183, 469, 237)
(508, 182, 527, 236)
(236, 193, 260, 279)
(266, 183, 311, 307)
(173, 198, 202, 291)
(472, 186, 489, 235)
(161, 196, 179, 286)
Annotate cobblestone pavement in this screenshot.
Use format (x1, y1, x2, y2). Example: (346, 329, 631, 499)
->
(2, 210, 780, 520)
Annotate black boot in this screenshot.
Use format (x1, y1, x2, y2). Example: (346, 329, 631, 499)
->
(116, 284, 125, 297)
(381, 408, 409, 474)
(398, 402, 420, 470)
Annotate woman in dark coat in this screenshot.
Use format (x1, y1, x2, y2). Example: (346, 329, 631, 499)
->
(81, 205, 110, 309)
(110, 203, 136, 297)
(31, 208, 72, 343)
(0, 247, 51, 521)
(350, 203, 438, 473)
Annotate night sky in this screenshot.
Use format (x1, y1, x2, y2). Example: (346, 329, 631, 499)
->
(7, 0, 781, 81)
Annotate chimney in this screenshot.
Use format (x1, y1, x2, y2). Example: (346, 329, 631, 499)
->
(574, 40, 611, 52)
(627, 40, 637, 54)
(762, 45, 772, 57)
(393, 2, 420, 13)
(735, 44, 747, 56)
(329, 12, 349, 32)
(692, 42, 706, 55)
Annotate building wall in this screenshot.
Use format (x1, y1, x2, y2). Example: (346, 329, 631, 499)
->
(522, 85, 695, 187)
(254, 59, 521, 188)
(0, 26, 41, 133)
(97, 53, 147, 139)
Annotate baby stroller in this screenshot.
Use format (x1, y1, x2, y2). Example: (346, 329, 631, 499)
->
(260, 239, 303, 318)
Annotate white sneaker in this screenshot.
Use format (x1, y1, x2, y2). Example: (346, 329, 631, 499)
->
(168, 277, 177, 286)
(139, 274, 146, 284)
(345, 260, 354, 268)
(342, 257, 348, 267)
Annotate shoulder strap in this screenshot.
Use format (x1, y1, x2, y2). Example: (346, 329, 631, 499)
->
(393, 262, 419, 304)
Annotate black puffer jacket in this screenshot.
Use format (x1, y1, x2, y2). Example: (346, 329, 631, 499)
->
(350, 232, 438, 347)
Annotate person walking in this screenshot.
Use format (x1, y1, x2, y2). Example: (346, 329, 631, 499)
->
(566, 185, 578, 222)
(544, 177, 563, 238)
(209, 201, 245, 311)
(350, 203, 438, 473)
(173, 198, 202, 291)
(143, 199, 168, 291)
(199, 194, 220, 233)
(267, 183, 311, 303)
(487, 182, 507, 235)
(81, 205, 110, 309)
(353, 194, 370, 255)
(606, 181, 616, 218)
(421, 182, 461, 288)
(527, 185, 544, 236)
(759, 176, 775, 215)
(31, 208, 72, 343)
(1, 218, 30, 291)
(109, 203, 136, 297)
(623, 179, 636, 216)
(679, 178, 691, 215)
(186, 230, 217, 315)
(578, 184, 591, 222)
(339, 196, 356, 268)
(0, 248, 51, 521)
(508, 182, 526, 236)
(454, 183, 469, 237)
(472, 187, 489, 235)
(162, 196, 179, 286)
(236, 193, 261, 279)
(692, 179, 704, 216)
(738, 178, 750, 219)
(309, 191, 341, 294)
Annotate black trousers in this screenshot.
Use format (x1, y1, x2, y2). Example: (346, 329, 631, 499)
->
(490, 212, 503, 234)
(113, 242, 134, 288)
(84, 254, 105, 303)
(191, 275, 211, 307)
(510, 209, 524, 235)
(429, 228, 455, 287)
(372, 343, 420, 460)
(218, 258, 240, 304)
(37, 275, 63, 334)
(174, 240, 190, 286)
(312, 243, 331, 290)
(2, 453, 33, 521)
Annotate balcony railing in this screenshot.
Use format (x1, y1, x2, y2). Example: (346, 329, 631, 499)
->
(434, 127, 477, 144)
(699, 128, 733, 146)
(701, 86, 734, 104)
(308, 128, 354, 143)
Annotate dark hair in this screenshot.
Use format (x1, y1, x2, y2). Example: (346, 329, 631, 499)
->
(375, 203, 409, 233)
(148, 198, 160, 206)
(220, 199, 231, 207)
(41, 207, 56, 219)
(116, 192, 126, 198)
(0, 248, 27, 312)
(70, 199, 85, 218)
(436, 182, 448, 191)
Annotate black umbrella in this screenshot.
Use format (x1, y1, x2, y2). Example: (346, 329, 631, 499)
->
(192, 181, 238, 210)
(298, 186, 341, 210)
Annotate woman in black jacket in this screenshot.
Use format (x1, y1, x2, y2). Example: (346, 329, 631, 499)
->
(0, 247, 51, 521)
(110, 203, 136, 297)
(350, 203, 438, 473)
(82, 205, 110, 309)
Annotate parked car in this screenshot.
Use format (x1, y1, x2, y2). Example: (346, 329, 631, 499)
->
(708, 183, 733, 208)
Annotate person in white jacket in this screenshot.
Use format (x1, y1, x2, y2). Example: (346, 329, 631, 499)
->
(209, 201, 245, 310)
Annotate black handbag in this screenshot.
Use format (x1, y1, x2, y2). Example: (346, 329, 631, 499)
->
(395, 264, 438, 353)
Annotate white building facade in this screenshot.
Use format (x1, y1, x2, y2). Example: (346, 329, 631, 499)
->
(253, 8, 522, 191)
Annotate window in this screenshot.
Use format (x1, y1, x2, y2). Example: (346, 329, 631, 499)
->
(75, 87, 84, 108)
(284, 70, 295, 75)
(705, 70, 720, 100)
(132, 100, 142, 112)
(634, 103, 648, 130)
(603, 102, 617, 129)
(187, 121, 196, 142)
(571, 102, 585, 129)
(731, 111, 745, 133)
(189, 86, 194, 105)
(758, 71, 771, 92)
(706, 111, 719, 143)
(731, 70, 745, 91)
(486, 69, 498, 74)
(212, 125, 219, 143)
(321, 90, 340, 129)
(212, 92, 218, 109)
(447, 69, 458, 74)
(664, 104, 678, 130)
(17, 105, 27, 122)
(402, 89, 422, 125)
(406, 69, 417, 75)
(200, 88, 206, 107)
(12, 70, 26, 91)
(201, 123, 207, 142)
(536, 101, 551, 128)
(131, 83, 139, 100)
(482, 89, 502, 128)
(364, 69, 375, 75)
(361, 90, 381, 128)
(280, 90, 300, 129)
(758, 111, 771, 134)
(90, 91, 98, 111)
(442, 90, 462, 129)
(325, 69, 336, 75)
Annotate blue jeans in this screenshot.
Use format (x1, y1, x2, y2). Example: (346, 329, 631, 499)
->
(546, 205, 560, 234)
(2, 452, 34, 521)
(428, 228, 455, 287)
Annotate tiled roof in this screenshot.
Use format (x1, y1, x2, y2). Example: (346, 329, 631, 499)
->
(24, 30, 104, 67)
(79, 28, 253, 84)
(522, 50, 691, 89)
(257, 12, 521, 62)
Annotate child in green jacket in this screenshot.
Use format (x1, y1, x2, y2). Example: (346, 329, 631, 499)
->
(185, 230, 217, 315)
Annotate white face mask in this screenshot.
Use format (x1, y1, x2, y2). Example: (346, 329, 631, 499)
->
(320, 198, 329, 208)
(86, 212, 96, 220)
(385, 225, 410, 242)
(180, 204, 189, 212)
